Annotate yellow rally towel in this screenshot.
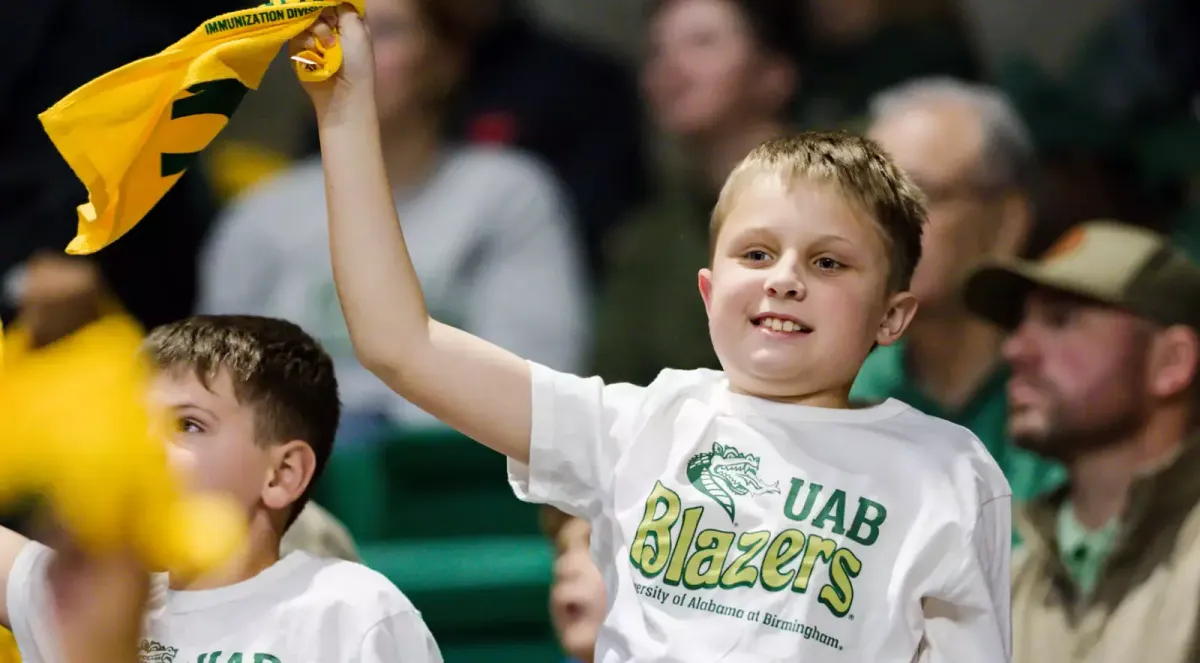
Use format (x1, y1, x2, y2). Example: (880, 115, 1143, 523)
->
(37, 0, 365, 255)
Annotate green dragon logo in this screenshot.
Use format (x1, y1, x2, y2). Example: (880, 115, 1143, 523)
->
(686, 442, 780, 523)
(138, 639, 179, 663)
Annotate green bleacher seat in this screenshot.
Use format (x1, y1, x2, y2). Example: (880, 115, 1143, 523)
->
(361, 537, 554, 639)
(381, 428, 541, 538)
(314, 427, 542, 541)
(439, 639, 565, 663)
(318, 429, 561, 655)
(312, 443, 388, 540)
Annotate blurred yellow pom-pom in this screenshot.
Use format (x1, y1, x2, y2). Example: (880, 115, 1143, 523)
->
(150, 495, 248, 578)
(0, 316, 245, 574)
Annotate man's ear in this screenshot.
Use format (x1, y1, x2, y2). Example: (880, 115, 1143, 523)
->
(1146, 324, 1200, 400)
(261, 440, 316, 513)
(876, 291, 919, 346)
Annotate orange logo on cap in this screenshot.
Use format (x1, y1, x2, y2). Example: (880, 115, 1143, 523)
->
(1044, 226, 1087, 260)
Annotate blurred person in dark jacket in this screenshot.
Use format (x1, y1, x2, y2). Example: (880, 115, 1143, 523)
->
(1, 1, 241, 332)
(795, 0, 982, 132)
(442, 0, 648, 282)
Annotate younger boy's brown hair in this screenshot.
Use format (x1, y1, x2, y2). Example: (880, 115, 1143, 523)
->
(143, 315, 340, 528)
(711, 132, 928, 293)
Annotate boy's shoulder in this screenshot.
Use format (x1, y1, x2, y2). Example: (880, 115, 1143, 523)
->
(583, 367, 724, 406)
(644, 367, 727, 392)
(607, 369, 1006, 482)
(283, 553, 416, 617)
(140, 556, 430, 660)
(619, 367, 728, 411)
(877, 405, 1011, 499)
(153, 553, 417, 627)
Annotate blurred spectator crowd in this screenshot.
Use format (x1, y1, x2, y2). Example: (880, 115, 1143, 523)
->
(3, 0, 1199, 661)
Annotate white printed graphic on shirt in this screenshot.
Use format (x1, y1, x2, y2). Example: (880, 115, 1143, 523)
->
(686, 442, 780, 523)
(137, 640, 180, 663)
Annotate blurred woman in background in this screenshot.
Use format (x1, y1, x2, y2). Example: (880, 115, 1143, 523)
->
(592, 0, 801, 386)
(200, 0, 590, 445)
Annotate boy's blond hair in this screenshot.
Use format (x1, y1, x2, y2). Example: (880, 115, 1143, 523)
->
(711, 132, 927, 293)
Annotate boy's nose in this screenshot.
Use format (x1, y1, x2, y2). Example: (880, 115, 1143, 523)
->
(764, 271, 805, 300)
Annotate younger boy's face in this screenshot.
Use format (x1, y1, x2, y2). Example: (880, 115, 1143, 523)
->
(149, 368, 274, 513)
(700, 177, 916, 402)
(550, 518, 606, 662)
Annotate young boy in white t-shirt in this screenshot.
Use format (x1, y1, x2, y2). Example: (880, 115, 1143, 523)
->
(294, 8, 1012, 661)
(0, 315, 442, 663)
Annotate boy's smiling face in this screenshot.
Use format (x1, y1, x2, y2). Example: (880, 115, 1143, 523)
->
(699, 175, 918, 404)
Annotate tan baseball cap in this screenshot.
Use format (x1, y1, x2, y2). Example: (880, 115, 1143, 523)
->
(964, 220, 1200, 330)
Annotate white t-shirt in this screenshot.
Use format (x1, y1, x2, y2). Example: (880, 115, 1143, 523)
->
(509, 364, 1012, 663)
(6, 543, 442, 663)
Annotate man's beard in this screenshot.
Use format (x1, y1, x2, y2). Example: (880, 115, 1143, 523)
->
(1011, 398, 1147, 463)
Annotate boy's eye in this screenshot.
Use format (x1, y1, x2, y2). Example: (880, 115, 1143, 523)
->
(177, 418, 203, 434)
(814, 257, 844, 271)
(742, 250, 771, 262)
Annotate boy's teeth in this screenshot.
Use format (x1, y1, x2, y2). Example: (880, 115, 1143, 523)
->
(759, 317, 805, 333)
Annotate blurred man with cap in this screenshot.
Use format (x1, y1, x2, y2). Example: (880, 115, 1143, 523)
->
(964, 220, 1200, 663)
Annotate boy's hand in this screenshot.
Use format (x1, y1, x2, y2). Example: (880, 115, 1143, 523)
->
(47, 540, 149, 663)
(290, 4, 375, 123)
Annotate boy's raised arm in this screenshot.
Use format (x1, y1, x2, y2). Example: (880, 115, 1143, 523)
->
(296, 8, 533, 463)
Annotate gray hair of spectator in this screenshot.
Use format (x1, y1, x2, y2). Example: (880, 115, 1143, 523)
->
(868, 77, 1037, 194)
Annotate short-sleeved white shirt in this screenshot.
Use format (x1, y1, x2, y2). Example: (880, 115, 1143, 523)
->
(509, 364, 1011, 663)
(7, 543, 442, 663)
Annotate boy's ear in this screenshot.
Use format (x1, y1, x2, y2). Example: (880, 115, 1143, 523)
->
(698, 268, 715, 316)
(262, 440, 317, 513)
(876, 291, 919, 346)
